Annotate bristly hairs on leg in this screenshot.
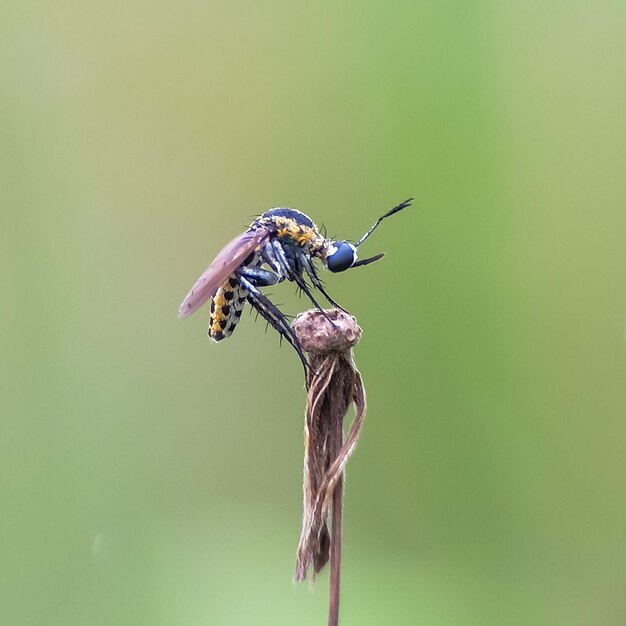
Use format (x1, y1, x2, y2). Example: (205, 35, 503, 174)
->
(292, 309, 367, 626)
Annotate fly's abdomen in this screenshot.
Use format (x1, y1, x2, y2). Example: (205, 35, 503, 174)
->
(208, 276, 248, 342)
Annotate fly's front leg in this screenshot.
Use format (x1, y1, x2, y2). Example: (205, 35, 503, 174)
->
(299, 250, 349, 313)
(270, 240, 338, 328)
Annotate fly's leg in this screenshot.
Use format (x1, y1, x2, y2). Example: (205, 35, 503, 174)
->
(271, 239, 338, 328)
(237, 266, 280, 287)
(270, 239, 294, 279)
(237, 273, 310, 379)
(298, 250, 349, 313)
(262, 242, 285, 280)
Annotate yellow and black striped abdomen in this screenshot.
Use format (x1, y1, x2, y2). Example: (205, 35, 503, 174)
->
(208, 275, 248, 342)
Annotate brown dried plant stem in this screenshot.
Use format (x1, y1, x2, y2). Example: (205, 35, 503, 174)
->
(293, 309, 367, 626)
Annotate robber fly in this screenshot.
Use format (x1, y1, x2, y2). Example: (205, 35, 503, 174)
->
(178, 198, 412, 371)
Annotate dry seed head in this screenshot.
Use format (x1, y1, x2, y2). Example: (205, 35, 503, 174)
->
(292, 309, 362, 354)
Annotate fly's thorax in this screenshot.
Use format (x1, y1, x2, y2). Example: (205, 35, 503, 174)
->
(255, 209, 326, 257)
(258, 207, 315, 229)
(293, 227, 327, 260)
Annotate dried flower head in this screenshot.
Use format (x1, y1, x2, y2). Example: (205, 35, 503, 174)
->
(293, 309, 368, 626)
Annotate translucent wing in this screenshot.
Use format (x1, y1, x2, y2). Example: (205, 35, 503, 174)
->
(178, 227, 269, 319)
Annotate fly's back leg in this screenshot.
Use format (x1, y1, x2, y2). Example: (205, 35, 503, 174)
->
(237, 273, 310, 379)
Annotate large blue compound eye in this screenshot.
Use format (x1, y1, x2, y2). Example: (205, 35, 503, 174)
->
(327, 241, 357, 273)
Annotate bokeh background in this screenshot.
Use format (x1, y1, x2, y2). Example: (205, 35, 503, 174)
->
(2, 2, 626, 625)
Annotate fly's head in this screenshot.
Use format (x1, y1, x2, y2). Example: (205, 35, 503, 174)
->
(325, 240, 359, 273)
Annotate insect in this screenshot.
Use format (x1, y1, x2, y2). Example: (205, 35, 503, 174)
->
(178, 198, 412, 372)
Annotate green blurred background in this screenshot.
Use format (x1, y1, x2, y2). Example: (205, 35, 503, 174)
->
(2, 1, 626, 625)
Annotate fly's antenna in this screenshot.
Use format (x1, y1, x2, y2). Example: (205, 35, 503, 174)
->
(355, 198, 413, 248)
